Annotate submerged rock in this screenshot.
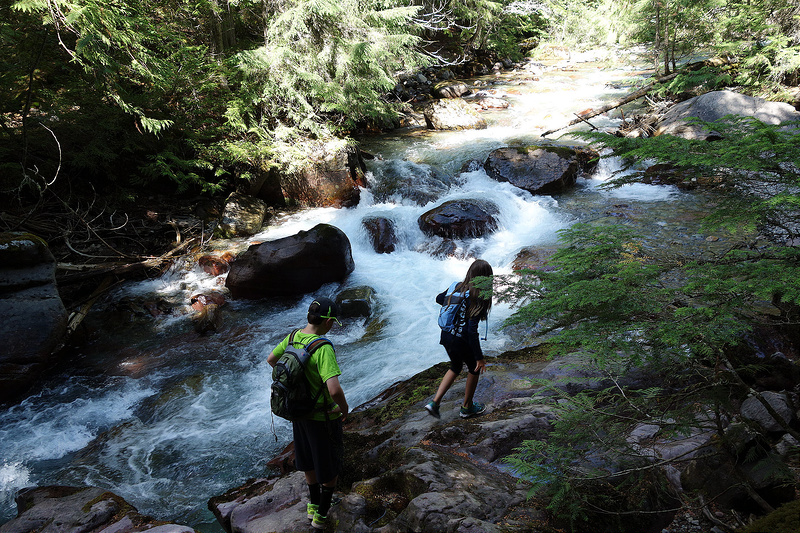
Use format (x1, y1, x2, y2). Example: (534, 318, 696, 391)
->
(197, 253, 235, 276)
(335, 286, 377, 318)
(366, 160, 451, 206)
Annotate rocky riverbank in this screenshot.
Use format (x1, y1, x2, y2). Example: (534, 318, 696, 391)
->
(2, 341, 799, 533)
(206, 343, 800, 533)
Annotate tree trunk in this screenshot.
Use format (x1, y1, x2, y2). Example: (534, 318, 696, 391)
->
(541, 71, 679, 137)
(221, 1, 236, 50)
(57, 238, 199, 286)
(663, 0, 671, 75)
(654, 0, 661, 75)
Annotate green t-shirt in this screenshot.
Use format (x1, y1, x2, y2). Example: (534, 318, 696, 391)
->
(272, 331, 342, 421)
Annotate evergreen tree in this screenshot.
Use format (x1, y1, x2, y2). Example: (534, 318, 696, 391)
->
(501, 118, 800, 526)
(221, 0, 427, 171)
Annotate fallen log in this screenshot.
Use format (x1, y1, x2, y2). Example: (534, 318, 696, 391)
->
(57, 237, 199, 286)
(541, 56, 740, 138)
(541, 71, 679, 137)
(65, 275, 118, 337)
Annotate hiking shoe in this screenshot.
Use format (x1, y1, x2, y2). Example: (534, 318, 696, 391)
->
(306, 503, 318, 520)
(311, 512, 327, 530)
(460, 401, 486, 418)
(424, 401, 440, 419)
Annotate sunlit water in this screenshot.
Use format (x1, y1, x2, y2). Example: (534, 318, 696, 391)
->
(0, 50, 717, 528)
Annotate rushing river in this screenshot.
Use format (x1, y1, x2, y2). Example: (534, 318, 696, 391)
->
(0, 47, 719, 530)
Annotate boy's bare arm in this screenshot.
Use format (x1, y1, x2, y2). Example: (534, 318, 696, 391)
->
(325, 376, 349, 418)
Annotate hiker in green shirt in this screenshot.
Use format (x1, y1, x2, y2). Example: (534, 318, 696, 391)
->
(268, 297, 348, 530)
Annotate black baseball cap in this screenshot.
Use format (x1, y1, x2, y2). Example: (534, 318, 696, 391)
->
(309, 297, 341, 325)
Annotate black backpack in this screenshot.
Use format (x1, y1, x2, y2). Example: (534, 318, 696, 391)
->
(271, 329, 332, 421)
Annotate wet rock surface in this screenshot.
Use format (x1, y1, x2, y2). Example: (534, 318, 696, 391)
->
(0, 232, 68, 403)
(483, 144, 597, 195)
(207, 344, 800, 533)
(225, 223, 355, 299)
(362, 217, 398, 254)
(5, 344, 798, 533)
(418, 199, 500, 240)
(0, 486, 195, 533)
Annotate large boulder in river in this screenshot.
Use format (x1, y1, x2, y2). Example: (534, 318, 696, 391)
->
(225, 224, 354, 299)
(483, 144, 597, 195)
(0, 485, 195, 533)
(423, 98, 488, 130)
(418, 199, 500, 239)
(0, 232, 68, 404)
(655, 90, 800, 140)
(215, 192, 268, 239)
(279, 140, 365, 208)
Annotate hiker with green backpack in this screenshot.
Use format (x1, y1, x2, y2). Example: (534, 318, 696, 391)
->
(425, 259, 493, 420)
(267, 297, 348, 530)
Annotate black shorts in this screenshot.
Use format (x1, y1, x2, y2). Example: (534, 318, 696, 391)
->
(292, 418, 343, 485)
(442, 336, 479, 375)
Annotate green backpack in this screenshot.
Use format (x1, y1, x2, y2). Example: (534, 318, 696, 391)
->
(271, 329, 331, 421)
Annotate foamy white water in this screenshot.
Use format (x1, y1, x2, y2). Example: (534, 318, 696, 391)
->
(1, 53, 697, 528)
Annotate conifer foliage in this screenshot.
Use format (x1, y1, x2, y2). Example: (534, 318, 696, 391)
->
(224, 0, 425, 169)
(500, 119, 800, 527)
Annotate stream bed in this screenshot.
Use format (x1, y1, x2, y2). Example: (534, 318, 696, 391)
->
(0, 47, 727, 530)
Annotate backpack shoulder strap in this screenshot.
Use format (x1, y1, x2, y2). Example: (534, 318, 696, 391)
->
(305, 337, 332, 354)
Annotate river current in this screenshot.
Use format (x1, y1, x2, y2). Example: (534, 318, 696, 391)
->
(0, 48, 717, 529)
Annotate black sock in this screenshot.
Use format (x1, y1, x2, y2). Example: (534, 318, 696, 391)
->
(308, 483, 321, 506)
(319, 485, 335, 516)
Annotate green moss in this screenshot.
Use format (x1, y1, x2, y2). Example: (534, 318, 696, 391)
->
(738, 499, 800, 533)
(81, 491, 134, 516)
(340, 435, 407, 487)
(351, 362, 451, 426)
(362, 317, 388, 341)
(496, 344, 553, 364)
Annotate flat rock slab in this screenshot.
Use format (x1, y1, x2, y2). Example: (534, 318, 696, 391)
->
(0, 486, 195, 533)
(656, 90, 800, 139)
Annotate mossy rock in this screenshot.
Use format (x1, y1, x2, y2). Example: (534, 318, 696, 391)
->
(737, 499, 800, 533)
(0, 231, 53, 266)
(348, 362, 451, 427)
(496, 344, 553, 364)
